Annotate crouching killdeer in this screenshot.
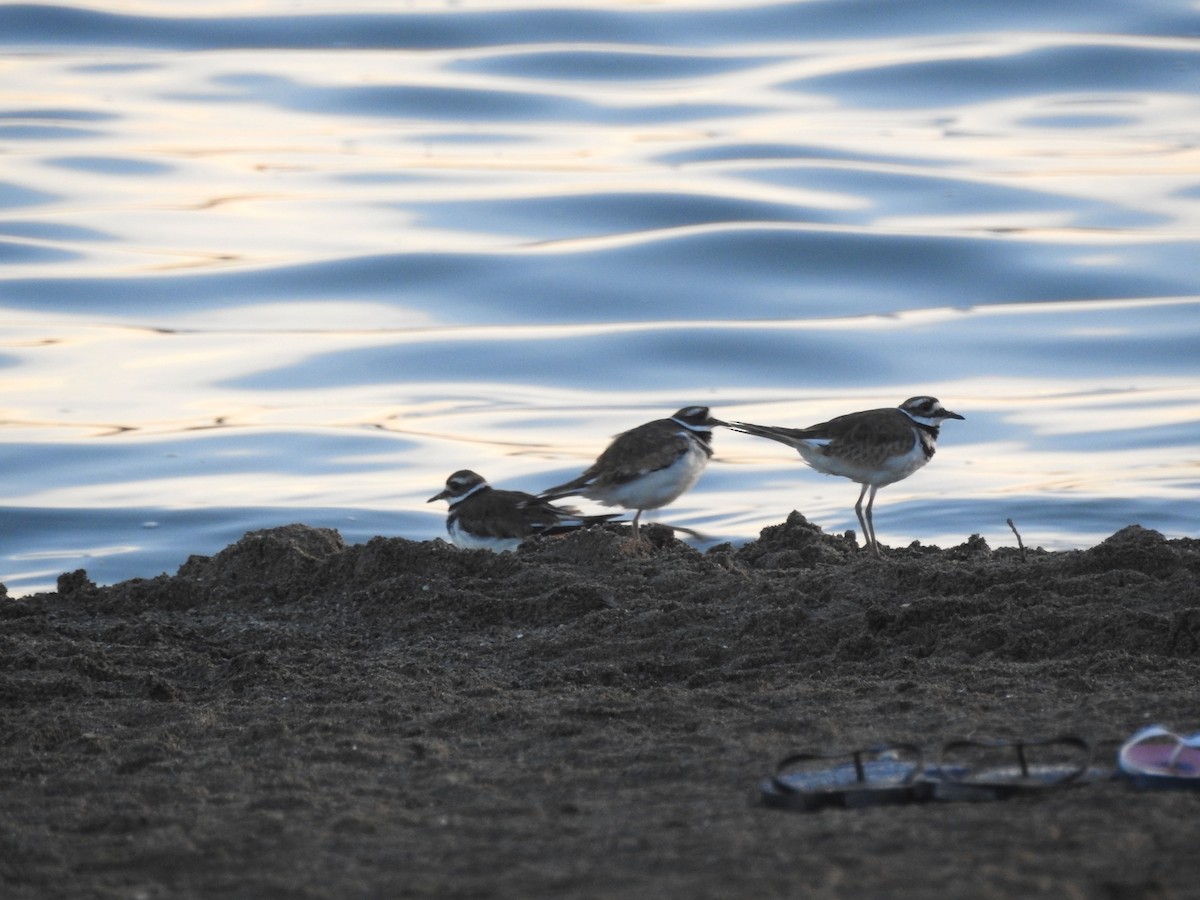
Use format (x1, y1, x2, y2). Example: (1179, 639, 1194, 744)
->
(538, 406, 724, 539)
(727, 396, 964, 556)
(428, 470, 618, 552)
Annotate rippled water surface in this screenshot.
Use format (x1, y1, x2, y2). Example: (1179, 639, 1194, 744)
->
(3, 0, 1200, 595)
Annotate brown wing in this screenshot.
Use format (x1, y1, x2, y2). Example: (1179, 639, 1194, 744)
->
(540, 416, 710, 499)
(491, 488, 577, 534)
(453, 488, 575, 539)
(730, 407, 917, 466)
(810, 408, 918, 466)
(586, 418, 698, 488)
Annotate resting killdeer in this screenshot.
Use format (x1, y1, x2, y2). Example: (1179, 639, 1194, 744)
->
(428, 470, 618, 552)
(538, 406, 725, 539)
(727, 396, 964, 556)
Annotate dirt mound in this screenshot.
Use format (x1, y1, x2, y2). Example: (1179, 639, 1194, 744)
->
(3, 518, 1199, 898)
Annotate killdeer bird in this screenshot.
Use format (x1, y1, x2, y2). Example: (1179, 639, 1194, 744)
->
(727, 396, 964, 556)
(538, 406, 725, 539)
(428, 470, 618, 552)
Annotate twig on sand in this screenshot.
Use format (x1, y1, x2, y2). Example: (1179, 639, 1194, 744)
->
(1007, 518, 1027, 562)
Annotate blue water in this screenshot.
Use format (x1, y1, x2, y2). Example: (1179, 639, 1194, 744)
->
(3, 1, 1200, 595)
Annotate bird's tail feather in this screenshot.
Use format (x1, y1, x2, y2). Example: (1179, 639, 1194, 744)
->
(726, 420, 807, 448)
(539, 513, 622, 536)
(537, 475, 593, 502)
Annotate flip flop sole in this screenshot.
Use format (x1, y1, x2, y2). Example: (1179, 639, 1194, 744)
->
(1118, 725, 1200, 790)
(762, 755, 931, 811)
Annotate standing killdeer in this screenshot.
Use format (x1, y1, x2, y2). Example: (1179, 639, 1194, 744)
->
(727, 396, 964, 556)
(538, 406, 725, 539)
(428, 470, 618, 552)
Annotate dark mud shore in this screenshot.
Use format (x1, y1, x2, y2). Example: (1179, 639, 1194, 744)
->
(3, 516, 1200, 899)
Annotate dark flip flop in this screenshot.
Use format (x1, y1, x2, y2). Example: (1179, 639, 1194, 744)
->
(1118, 725, 1200, 790)
(761, 743, 931, 811)
(930, 735, 1097, 802)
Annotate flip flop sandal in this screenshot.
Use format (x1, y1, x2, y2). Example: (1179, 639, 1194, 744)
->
(1118, 724, 1200, 790)
(931, 735, 1095, 802)
(761, 743, 932, 812)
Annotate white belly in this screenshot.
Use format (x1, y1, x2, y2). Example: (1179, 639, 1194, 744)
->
(447, 520, 523, 553)
(589, 441, 709, 511)
(797, 440, 930, 488)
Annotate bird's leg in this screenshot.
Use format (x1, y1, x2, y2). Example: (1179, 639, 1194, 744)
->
(630, 509, 643, 540)
(853, 483, 871, 552)
(864, 485, 880, 557)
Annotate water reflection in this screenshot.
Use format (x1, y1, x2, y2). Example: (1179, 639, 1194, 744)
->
(793, 41, 1200, 109)
(2, 1, 1199, 596)
(47, 156, 175, 176)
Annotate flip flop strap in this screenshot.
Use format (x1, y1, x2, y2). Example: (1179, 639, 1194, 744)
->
(1120, 724, 1200, 772)
(772, 742, 924, 792)
(938, 735, 1091, 785)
